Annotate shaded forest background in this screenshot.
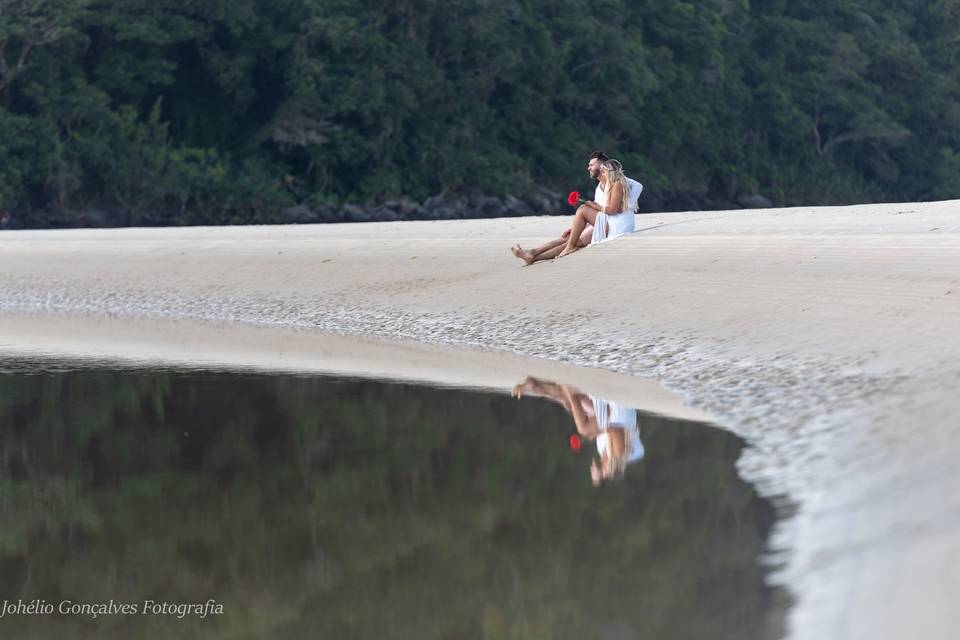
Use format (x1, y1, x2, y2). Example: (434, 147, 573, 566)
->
(1, 0, 959, 228)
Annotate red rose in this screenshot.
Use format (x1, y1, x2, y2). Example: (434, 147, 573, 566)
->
(569, 434, 582, 452)
(567, 191, 580, 206)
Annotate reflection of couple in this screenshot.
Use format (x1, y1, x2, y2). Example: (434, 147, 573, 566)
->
(511, 151, 643, 265)
(512, 376, 643, 485)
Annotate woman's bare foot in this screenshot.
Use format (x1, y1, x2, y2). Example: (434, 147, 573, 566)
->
(557, 245, 577, 258)
(511, 245, 535, 265)
(511, 376, 540, 398)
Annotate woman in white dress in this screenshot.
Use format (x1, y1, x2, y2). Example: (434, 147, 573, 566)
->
(557, 158, 636, 258)
(589, 395, 644, 485)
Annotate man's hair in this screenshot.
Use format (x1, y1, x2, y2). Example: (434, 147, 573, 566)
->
(589, 151, 608, 162)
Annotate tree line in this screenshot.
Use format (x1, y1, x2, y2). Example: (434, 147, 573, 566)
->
(1, 0, 958, 228)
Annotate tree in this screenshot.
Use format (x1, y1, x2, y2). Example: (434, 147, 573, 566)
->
(0, 0, 88, 95)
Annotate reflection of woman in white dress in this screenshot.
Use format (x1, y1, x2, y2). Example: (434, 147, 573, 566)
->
(590, 395, 644, 485)
(512, 376, 643, 485)
(558, 159, 638, 258)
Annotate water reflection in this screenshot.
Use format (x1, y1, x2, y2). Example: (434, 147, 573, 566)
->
(0, 357, 786, 639)
(512, 376, 644, 485)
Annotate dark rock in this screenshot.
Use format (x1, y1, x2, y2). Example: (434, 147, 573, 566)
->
(340, 204, 369, 222)
(519, 186, 564, 215)
(29, 209, 54, 228)
(423, 191, 448, 211)
(737, 194, 773, 209)
(403, 203, 428, 220)
(432, 197, 466, 219)
(70, 207, 110, 227)
(384, 196, 422, 218)
(482, 198, 507, 218)
(502, 195, 529, 217)
(474, 195, 506, 217)
(452, 197, 471, 218)
(311, 202, 343, 223)
(278, 204, 321, 224)
(368, 206, 399, 222)
(101, 204, 132, 226)
(531, 195, 556, 215)
(386, 196, 425, 220)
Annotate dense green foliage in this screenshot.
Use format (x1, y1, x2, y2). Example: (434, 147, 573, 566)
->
(2, 0, 957, 226)
(0, 363, 782, 638)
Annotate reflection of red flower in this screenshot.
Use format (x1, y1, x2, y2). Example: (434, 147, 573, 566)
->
(567, 191, 580, 206)
(569, 434, 582, 452)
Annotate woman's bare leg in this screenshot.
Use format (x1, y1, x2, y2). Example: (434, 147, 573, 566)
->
(513, 378, 598, 434)
(524, 226, 594, 263)
(559, 205, 599, 257)
(513, 221, 594, 265)
(561, 385, 600, 438)
(530, 237, 566, 257)
(512, 376, 572, 411)
(532, 243, 567, 261)
(512, 237, 565, 264)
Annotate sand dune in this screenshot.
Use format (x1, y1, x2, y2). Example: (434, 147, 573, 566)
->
(3, 200, 960, 639)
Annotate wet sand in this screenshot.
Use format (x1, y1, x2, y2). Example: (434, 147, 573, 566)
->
(0, 311, 709, 423)
(2, 200, 960, 639)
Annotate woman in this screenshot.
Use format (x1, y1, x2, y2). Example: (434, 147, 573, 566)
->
(557, 158, 636, 258)
(588, 394, 643, 485)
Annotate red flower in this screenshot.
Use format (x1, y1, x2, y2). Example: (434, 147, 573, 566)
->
(567, 191, 580, 206)
(569, 434, 582, 452)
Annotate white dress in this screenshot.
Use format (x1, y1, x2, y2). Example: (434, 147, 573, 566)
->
(591, 177, 642, 245)
(591, 395, 644, 464)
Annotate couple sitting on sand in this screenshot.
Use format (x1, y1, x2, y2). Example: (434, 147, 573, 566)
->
(511, 151, 642, 265)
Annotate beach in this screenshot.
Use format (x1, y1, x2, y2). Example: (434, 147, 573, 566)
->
(2, 200, 960, 639)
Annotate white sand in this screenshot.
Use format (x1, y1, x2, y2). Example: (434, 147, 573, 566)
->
(2, 200, 960, 639)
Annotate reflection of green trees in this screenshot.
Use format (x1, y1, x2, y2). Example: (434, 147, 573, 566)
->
(0, 363, 783, 639)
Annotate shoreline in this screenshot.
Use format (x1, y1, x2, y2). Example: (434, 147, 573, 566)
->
(3, 200, 960, 639)
(0, 309, 710, 424)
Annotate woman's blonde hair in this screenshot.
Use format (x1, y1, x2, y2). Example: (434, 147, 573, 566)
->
(601, 159, 630, 213)
(600, 427, 632, 481)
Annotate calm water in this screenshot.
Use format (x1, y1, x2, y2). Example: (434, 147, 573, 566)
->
(0, 357, 787, 639)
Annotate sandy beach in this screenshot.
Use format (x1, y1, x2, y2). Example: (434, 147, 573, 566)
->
(3, 200, 960, 639)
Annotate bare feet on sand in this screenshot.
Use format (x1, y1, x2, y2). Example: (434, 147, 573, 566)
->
(511, 244, 535, 265)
